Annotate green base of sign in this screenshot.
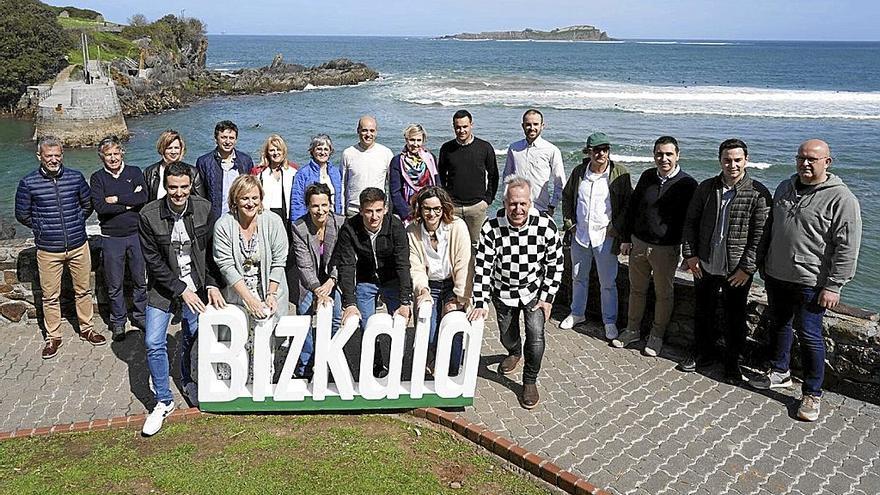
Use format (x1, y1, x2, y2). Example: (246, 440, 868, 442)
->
(200, 394, 473, 413)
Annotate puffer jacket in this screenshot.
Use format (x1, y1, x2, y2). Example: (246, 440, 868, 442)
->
(15, 165, 93, 252)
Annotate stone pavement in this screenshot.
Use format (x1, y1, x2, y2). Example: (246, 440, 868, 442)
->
(2, 313, 880, 495)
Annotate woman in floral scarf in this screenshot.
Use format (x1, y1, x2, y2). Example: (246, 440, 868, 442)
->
(389, 124, 439, 222)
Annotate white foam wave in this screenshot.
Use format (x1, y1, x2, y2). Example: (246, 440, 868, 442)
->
(388, 77, 880, 121)
(612, 154, 653, 163)
(748, 162, 774, 170)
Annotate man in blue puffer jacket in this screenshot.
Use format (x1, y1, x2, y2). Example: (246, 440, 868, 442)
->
(15, 136, 106, 359)
(195, 120, 253, 224)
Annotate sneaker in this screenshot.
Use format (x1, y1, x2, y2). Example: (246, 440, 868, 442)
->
(604, 323, 619, 340)
(142, 400, 175, 437)
(520, 383, 540, 409)
(182, 382, 199, 407)
(678, 353, 697, 373)
(750, 370, 793, 390)
(79, 329, 107, 346)
(798, 394, 821, 422)
(611, 329, 640, 348)
(41, 339, 62, 359)
(560, 314, 585, 330)
(644, 335, 663, 357)
(498, 355, 522, 375)
(111, 326, 126, 342)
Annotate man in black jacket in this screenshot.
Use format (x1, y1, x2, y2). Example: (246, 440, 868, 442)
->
(678, 139, 771, 380)
(612, 136, 697, 357)
(334, 187, 412, 377)
(138, 162, 225, 437)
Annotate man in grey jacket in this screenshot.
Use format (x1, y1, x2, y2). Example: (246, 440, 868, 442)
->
(751, 139, 862, 422)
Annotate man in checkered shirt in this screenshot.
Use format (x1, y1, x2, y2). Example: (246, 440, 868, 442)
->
(469, 175, 562, 409)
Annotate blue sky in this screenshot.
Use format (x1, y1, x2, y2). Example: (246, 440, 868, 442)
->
(46, 0, 879, 41)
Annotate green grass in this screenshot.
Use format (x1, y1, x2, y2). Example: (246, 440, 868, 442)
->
(0, 415, 549, 495)
(67, 31, 137, 66)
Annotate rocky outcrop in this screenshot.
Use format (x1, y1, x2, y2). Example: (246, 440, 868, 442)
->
(441, 24, 612, 41)
(112, 55, 378, 117)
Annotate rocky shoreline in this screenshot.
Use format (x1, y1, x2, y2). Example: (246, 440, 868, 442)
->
(114, 54, 379, 117)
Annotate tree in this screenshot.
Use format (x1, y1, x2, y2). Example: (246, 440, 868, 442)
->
(128, 13, 149, 27)
(0, 0, 71, 109)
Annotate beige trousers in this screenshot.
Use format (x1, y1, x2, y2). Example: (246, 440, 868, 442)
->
(626, 236, 679, 339)
(36, 242, 94, 340)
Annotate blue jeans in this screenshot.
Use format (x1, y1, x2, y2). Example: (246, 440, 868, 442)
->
(765, 276, 827, 396)
(570, 237, 619, 325)
(102, 233, 147, 328)
(296, 289, 342, 376)
(355, 282, 401, 373)
(427, 279, 464, 373)
(145, 304, 198, 404)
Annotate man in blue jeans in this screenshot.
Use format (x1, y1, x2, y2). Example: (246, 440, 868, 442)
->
(334, 187, 412, 378)
(469, 176, 562, 410)
(138, 163, 225, 436)
(751, 139, 862, 422)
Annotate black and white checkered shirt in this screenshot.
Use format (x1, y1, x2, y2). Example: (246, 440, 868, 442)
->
(472, 208, 562, 309)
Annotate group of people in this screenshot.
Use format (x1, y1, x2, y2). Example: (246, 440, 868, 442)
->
(14, 108, 861, 438)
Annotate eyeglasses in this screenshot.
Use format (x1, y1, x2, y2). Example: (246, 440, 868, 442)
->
(422, 206, 443, 214)
(590, 147, 611, 154)
(796, 155, 829, 164)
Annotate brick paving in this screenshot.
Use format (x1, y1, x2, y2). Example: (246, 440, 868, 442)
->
(2, 314, 880, 495)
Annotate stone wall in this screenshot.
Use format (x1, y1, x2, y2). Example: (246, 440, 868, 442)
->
(34, 84, 128, 146)
(556, 245, 880, 405)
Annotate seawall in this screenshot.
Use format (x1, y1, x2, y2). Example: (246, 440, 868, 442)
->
(34, 79, 128, 147)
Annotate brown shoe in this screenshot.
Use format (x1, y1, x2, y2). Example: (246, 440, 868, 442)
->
(79, 330, 107, 346)
(498, 355, 521, 375)
(521, 383, 540, 409)
(41, 339, 62, 359)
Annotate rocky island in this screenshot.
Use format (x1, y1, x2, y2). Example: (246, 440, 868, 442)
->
(439, 24, 612, 41)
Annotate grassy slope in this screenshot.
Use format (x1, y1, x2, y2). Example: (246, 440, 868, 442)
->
(0, 414, 549, 495)
(58, 16, 136, 65)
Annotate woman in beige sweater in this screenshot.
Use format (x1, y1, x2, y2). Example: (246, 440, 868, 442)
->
(407, 186, 473, 376)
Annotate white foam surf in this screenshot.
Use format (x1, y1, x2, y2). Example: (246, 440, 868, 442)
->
(387, 76, 880, 121)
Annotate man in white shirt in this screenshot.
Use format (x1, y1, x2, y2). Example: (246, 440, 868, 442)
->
(502, 109, 566, 215)
(341, 115, 394, 217)
(560, 133, 632, 340)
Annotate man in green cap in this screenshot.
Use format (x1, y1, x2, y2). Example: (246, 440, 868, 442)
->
(560, 132, 632, 340)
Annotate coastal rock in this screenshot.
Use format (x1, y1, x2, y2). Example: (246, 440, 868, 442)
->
(0, 219, 15, 240)
(441, 24, 612, 41)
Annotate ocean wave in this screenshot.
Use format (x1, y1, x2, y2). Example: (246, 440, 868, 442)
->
(748, 162, 774, 169)
(386, 77, 880, 121)
(612, 154, 654, 163)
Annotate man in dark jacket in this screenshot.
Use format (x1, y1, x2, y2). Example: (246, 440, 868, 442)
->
(678, 139, 771, 380)
(334, 187, 412, 377)
(90, 135, 149, 341)
(138, 162, 225, 436)
(15, 136, 105, 358)
(560, 132, 632, 340)
(195, 120, 253, 223)
(612, 136, 698, 357)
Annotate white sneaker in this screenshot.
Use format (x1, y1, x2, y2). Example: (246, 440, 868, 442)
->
(604, 323, 619, 340)
(183, 382, 199, 407)
(644, 335, 663, 357)
(142, 400, 175, 437)
(560, 314, 586, 329)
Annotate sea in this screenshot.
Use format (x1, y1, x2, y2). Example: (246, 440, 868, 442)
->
(1, 36, 878, 310)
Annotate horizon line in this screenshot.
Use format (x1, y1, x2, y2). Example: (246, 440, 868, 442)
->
(204, 33, 880, 42)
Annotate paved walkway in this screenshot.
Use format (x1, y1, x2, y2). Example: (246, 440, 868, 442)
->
(1, 314, 879, 495)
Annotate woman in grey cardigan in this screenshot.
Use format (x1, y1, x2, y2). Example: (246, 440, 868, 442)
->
(291, 182, 345, 377)
(213, 175, 290, 319)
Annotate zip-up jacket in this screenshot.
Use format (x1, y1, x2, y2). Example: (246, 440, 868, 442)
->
(682, 173, 772, 276)
(561, 159, 632, 254)
(195, 148, 254, 223)
(15, 165, 92, 252)
(143, 160, 206, 202)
